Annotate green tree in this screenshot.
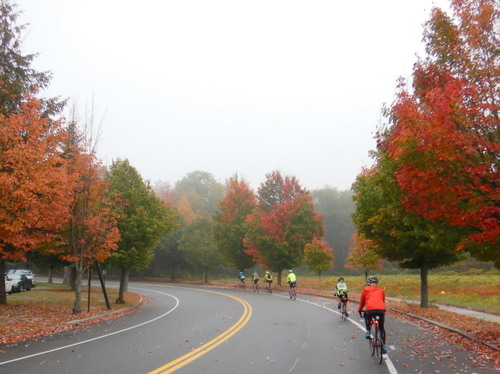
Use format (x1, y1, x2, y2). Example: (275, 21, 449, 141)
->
(303, 239, 333, 288)
(213, 175, 256, 271)
(174, 171, 225, 217)
(179, 217, 222, 283)
(150, 230, 190, 280)
(0, 0, 64, 116)
(244, 171, 324, 285)
(107, 159, 177, 303)
(352, 152, 465, 307)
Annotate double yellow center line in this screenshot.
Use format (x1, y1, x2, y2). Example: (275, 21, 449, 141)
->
(148, 289, 252, 374)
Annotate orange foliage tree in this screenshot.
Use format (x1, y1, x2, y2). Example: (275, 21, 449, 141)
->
(344, 232, 382, 279)
(57, 121, 120, 313)
(303, 238, 333, 287)
(0, 97, 74, 304)
(213, 175, 256, 271)
(384, 0, 499, 265)
(244, 171, 324, 285)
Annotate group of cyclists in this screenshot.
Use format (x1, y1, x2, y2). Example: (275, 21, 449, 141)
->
(238, 269, 297, 296)
(237, 269, 296, 293)
(239, 270, 387, 355)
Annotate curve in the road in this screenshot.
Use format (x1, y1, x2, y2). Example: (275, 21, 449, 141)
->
(148, 287, 252, 374)
(0, 288, 179, 367)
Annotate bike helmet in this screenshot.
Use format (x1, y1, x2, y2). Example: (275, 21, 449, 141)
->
(338, 277, 344, 282)
(289, 269, 293, 273)
(367, 276, 378, 285)
(265, 270, 270, 274)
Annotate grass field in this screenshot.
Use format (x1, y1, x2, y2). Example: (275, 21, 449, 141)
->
(295, 273, 500, 313)
(4, 282, 139, 308)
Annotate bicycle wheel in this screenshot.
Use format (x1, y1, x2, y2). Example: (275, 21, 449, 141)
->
(372, 325, 383, 364)
(292, 287, 297, 300)
(341, 302, 347, 321)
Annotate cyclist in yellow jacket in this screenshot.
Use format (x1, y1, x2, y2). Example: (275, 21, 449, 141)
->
(286, 269, 297, 288)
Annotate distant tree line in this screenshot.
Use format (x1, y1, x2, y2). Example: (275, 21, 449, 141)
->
(2, 0, 497, 315)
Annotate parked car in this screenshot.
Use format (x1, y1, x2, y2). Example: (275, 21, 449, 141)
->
(7, 269, 35, 288)
(8, 273, 32, 292)
(2, 274, 14, 295)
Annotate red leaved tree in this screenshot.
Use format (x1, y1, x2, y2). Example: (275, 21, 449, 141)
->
(213, 175, 256, 271)
(0, 97, 74, 304)
(385, 0, 499, 265)
(244, 171, 324, 285)
(57, 118, 121, 314)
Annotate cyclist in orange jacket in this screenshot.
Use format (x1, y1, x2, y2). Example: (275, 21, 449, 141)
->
(358, 276, 387, 354)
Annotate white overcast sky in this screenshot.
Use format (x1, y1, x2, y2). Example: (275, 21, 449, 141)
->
(18, 0, 449, 191)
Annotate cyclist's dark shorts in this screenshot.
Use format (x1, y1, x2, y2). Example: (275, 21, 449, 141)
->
(289, 281, 297, 287)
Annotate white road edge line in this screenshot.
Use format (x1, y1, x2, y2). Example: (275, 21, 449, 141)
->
(289, 357, 299, 373)
(0, 288, 179, 366)
(276, 293, 399, 374)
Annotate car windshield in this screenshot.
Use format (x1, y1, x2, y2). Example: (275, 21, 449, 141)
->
(8, 270, 32, 275)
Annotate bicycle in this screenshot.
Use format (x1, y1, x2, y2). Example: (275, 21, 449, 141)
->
(253, 280, 259, 292)
(340, 299, 348, 321)
(337, 291, 349, 321)
(265, 282, 273, 294)
(288, 283, 297, 300)
(361, 311, 384, 364)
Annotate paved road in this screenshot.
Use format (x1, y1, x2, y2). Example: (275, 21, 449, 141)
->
(0, 283, 496, 373)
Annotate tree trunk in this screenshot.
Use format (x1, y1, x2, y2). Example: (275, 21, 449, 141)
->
(47, 267, 53, 284)
(72, 262, 83, 314)
(63, 266, 71, 285)
(0, 259, 6, 305)
(277, 270, 283, 286)
(70, 266, 77, 291)
(420, 262, 429, 308)
(204, 268, 208, 283)
(116, 268, 128, 304)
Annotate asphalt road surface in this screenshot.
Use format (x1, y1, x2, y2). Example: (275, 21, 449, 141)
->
(0, 283, 496, 374)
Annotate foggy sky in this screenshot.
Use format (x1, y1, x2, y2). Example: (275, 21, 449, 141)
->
(19, 0, 450, 191)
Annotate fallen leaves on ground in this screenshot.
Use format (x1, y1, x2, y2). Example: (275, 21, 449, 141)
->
(0, 289, 143, 345)
(387, 301, 500, 369)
